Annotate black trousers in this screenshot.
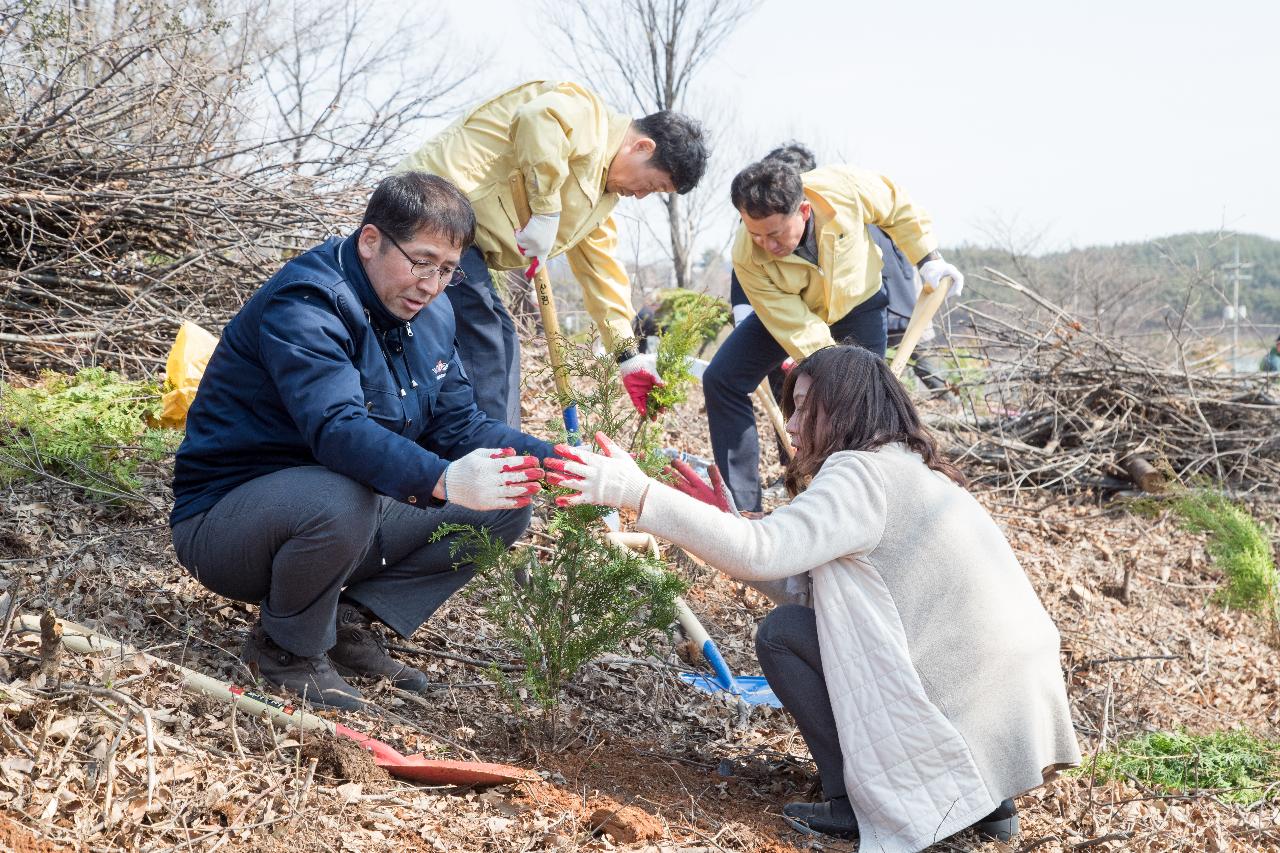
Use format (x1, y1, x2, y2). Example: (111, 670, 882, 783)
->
(703, 289, 889, 513)
(755, 604, 846, 799)
(451, 246, 522, 427)
(172, 465, 530, 656)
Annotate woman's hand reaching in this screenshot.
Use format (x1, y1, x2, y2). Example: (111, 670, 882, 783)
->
(544, 432, 651, 512)
(667, 459, 739, 516)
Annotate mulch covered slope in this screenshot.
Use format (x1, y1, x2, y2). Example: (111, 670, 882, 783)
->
(1, 351, 1278, 852)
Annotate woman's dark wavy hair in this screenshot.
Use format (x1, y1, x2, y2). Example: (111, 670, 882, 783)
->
(780, 344, 966, 495)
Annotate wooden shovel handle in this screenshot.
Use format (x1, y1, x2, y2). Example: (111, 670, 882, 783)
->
(889, 275, 952, 378)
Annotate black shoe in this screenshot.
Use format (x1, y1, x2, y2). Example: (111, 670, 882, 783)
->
(329, 602, 430, 692)
(972, 798, 1020, 841)
(241, 624, 363, 711)
(781, 797, 858, 840)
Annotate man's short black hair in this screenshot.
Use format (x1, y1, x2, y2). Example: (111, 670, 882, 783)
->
(763, 141, 817, 173)
(633, 111, 708, 194)
(361, 172, 476, 248)
(730, 158, 804, 219)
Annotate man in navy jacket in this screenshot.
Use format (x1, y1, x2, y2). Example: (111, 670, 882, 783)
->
(171, 173, 552, 709)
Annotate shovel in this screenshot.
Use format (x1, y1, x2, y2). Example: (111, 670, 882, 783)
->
(605, 532, 779, 707)
(510, 172, 579, 446)
(889, 275, 953, 378)
(16, 614, 538, 786)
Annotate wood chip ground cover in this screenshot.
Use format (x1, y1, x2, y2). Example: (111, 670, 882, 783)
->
(1, 355, 1278, 851)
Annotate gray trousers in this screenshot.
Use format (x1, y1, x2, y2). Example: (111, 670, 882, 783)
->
(172, 465, 530, 657)
(755, 604, 846, 799)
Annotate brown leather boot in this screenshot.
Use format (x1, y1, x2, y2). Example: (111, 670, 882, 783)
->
(328, 602, 430, 692)
(241, 624, 363, 711)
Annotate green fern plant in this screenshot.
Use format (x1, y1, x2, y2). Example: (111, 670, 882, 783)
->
(1078, 728, 1280, 805)
(0, 367, 182, 497)
(1171, 490, 1278, 619)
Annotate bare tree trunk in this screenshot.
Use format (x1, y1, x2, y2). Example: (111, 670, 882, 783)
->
(666, 192, 693, 288)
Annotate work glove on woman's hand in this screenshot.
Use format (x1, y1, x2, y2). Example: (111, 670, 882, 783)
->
(618, 352, 665, 417)
(439, 447, 543, 511)
(544, 432, 650, 511)
(514, 212, 560, 268)
(918, 257, 965, 298)
(667, 460, 738, 516)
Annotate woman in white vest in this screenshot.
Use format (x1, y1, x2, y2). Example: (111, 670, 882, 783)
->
(545, 345, 1080, 851)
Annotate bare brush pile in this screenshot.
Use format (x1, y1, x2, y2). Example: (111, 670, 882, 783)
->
(934, 268, 1280, 495)
(0, 2, 359, 375)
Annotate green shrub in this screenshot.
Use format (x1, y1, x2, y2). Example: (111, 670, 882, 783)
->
(449, 304, 730, 712)
(436, 517, 685, 710)
(654, 288, 728, 349)
(1079, 729, 1280, 805)
(648, 291, 727, 416)
(1172, 490, 1278, 618)
(0, 367, 182, 497)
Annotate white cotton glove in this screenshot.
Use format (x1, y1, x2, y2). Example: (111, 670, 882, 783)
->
(544, 432, 652, 512)
(618, 351, 665, 417)
(919, 257, 965, 298)
(440, 447, 544, 511)
(514, 212, 560, 264)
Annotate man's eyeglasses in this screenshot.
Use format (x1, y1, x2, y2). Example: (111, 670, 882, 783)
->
(383, 232, 467, 287)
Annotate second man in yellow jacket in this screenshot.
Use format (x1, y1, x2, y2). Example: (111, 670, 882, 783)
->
(704, 159, 965, 512)
(399, 80, 708, 426)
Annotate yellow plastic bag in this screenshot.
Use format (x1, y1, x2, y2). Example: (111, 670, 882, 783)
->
(160, 321, 219, 428)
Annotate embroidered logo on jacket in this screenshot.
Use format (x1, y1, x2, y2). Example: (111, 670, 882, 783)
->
(433, 360, 449, 380)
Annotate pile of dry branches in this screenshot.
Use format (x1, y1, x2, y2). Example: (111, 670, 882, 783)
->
(933, 268, 1280, 495)
(0, 0, 462, 377)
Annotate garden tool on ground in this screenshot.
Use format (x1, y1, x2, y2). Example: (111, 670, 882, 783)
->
(15, 613, 538, 786)
(889, 275, 953, 378)
(605, 531, 780, 707)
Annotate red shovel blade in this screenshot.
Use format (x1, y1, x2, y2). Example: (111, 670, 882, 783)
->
(334, 724, 538, 786)
(380, 756, 541, 786)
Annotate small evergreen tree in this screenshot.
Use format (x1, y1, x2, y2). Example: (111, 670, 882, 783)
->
(442, 294, 726, 713)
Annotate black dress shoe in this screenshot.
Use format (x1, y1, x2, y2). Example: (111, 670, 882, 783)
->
(241, 624, 363, 711)
(781, 796, 858, 839)
(971, 798, 1020, 841)
(329, 602, 430, 692)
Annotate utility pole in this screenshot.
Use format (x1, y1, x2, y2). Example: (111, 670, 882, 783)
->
(1224, 241, 1253, 374)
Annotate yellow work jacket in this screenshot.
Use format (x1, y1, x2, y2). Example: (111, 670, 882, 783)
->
(731, 166, 938, 360)
(399, 81, 636, 348)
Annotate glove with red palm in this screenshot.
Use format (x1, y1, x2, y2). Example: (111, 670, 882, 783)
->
(666, 459, 738, 516)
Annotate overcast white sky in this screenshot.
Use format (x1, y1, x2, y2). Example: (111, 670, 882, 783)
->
(405, 0, 1279, 255)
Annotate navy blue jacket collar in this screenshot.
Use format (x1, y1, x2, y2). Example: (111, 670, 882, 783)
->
(339, 231, 402, 332)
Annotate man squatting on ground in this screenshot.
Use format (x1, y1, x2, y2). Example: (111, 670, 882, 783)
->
(169, 174, 553, 710)
(705, 158, 965, 512)
(398, 80, 708, 425)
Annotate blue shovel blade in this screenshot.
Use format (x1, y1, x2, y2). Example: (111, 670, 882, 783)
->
(678, 672, 782, 707)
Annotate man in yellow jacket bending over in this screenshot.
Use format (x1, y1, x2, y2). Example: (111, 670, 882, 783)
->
(399, 81, 708, 426)
(704, 158, 964, 512)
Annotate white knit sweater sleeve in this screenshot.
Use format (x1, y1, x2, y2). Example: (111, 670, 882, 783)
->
(636, 452, 888, 582)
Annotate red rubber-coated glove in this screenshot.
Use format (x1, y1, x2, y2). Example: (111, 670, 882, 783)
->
(619, 352, 664, 417)
(666, 460, 738, 515)
(545, 433, 648, 510)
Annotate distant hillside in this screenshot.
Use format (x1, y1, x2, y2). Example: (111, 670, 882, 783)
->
(946, 232, 1280, 336)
